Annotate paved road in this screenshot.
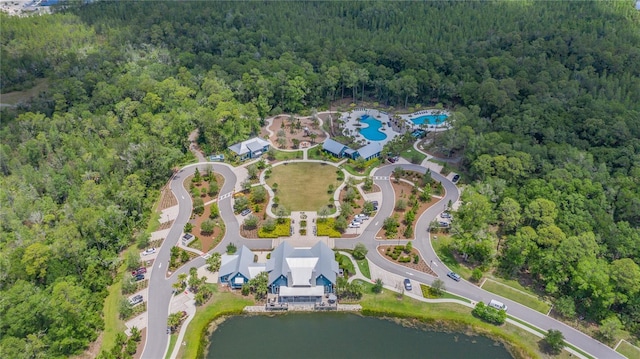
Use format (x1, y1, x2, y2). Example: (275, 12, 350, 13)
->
(143, 162, 623, 359)
(339, 163, 623, 359)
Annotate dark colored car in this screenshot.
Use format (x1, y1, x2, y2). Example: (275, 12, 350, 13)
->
(452, 174, 460, 183)
(131, 267, 147, 276)
(134, 274, 145, 281)
(447, 271, 462, 281)
(403, 278, 412, 291)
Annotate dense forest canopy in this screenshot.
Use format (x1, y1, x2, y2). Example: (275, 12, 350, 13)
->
(1, 1, 639, 357)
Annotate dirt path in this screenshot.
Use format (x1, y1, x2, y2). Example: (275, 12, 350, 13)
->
(188, 129, 207, 162)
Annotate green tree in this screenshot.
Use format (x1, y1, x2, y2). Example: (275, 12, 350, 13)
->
(201, 219, 215, 234)
(251, 186, 267, 203)
(206, 252, 222, 273)
(543, 329, 565, 354)
(372, 278, 383, 294)
(226, 243, 237, 254)
(353, 243, 368, 260)
(125, 251, 141, 271)
(431, 279, 446, 297)
(209, 202, 220, 218)
(599, 316, 623, 342)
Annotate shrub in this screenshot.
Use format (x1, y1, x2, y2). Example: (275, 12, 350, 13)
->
(471, 268, 483, 282)
(399, 256, 411, 263)
(543, 329, 565, 354)
(413, 254, 419, 264)
(472, 302, 506, 325)
(201, 219, 215, 234)
(372, 278, 383, 294)
(184, 222, 193, 233)
(226, 243, 237, 254)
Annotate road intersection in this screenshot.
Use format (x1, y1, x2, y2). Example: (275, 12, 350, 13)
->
(142, 161, 623, 359)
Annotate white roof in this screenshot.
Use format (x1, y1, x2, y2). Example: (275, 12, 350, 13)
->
(279, 286, 325, 297)
(286, 257, 318, 286)
(247, 264, 266, 279)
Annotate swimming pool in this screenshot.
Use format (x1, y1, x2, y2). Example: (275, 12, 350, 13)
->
(359, 115, 387, 141)
(411, 114, 448, 126)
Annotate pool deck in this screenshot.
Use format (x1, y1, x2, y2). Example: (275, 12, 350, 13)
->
(399, 109, 451, 132)
(340, 108, 451, 149)
(340, 109, 399, 147)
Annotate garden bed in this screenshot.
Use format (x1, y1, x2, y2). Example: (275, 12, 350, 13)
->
(378, 245, 437, 276)
(376, 179, 440, 239)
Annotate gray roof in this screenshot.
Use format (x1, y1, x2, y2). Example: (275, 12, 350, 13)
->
(356, 142, 382, 159)
(228, 137, 270, 156)
(265, 241, 338, 287)
(219, 245, 259, 280)
(344, 148, 357, 155)
(322, 138, 348, 155)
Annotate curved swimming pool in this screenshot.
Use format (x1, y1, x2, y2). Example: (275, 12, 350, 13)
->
(411, 114, 448, 126)
(358, 115, 387, 141)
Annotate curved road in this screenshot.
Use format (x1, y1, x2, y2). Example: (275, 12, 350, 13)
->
(143, 162, 623, 359)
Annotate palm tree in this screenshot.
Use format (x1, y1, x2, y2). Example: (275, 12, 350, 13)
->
(206, 252, 221, 273)
(309, 132, 317, 144)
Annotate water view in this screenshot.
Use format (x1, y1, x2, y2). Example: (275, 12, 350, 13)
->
(206, 313, 513, 359)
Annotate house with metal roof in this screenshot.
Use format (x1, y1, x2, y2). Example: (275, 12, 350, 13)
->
(354, 142, 383, 161)
(321, 138, 349, 158)
(228, 137, 271, 161)
(219, 245, 266, 289)
(265, 241, 339, 303)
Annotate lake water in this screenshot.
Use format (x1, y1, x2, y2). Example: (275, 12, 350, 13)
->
(206, 313, 513, 359)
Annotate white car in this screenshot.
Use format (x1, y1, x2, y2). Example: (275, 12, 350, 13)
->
(142, 247, 156, 256)
(348, 222, 361, 228)
(354, 214, 369, 220)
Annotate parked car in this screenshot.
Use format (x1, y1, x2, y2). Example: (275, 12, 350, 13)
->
(354, 214, 369, 220)
(129, 294, 143, 305)
(240, 208, 251, 216)
(439, 221, 450, 227)
(403, 278, 412, 291)
(141, 247, 156, 256)
(131, 267, 147, 276)
(452, 174, 460, 183)
(447, 271, 461, 281)
(134, 274, 145, 281)
(352, 217, 363, 224)
(348, 222, 361, 228)
(489, 299, 508, 312)
(441, 212, 452, 219)
(388, 157, 396, 163)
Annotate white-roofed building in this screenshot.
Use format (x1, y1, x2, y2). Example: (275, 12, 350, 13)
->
(265, 241, 339, 303)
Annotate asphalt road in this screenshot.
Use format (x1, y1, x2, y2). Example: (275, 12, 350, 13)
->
(143, 162, 623, 359)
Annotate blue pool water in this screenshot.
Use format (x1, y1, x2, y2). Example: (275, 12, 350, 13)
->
(411, 114, 448, 126)
(359, 115, 387, 141)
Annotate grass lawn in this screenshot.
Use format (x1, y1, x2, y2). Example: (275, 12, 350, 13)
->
(431, 234, 474, 279)
(272, 150, 303, 161)
(266, 162, 341, 211)
(336, 253, 355, 277)
(617, 340, 640, 359)
(482, 279, 551, 314)
(164, 334, 178, 359)
(419, 284, 471, 303)
(341, 158, 380, 177)
(356, 258, 371, 279)
(181, 287, 254, 359)
(400, 147, 426, 164)
(101, 272, 126, 353)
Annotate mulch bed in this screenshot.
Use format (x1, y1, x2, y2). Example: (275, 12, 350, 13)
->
(190, 204, 225, 253)
(158, 185, 178, 211)
(377, 245, 438, 276)
(266, 115, 327, 149)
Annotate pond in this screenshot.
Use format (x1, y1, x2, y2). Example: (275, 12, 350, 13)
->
(206, 313, 513, 359)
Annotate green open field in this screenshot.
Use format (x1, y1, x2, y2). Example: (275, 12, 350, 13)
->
(266, 162, 341, 211)
(482, 279, 551, 314)
(617, 340, 640, 359)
